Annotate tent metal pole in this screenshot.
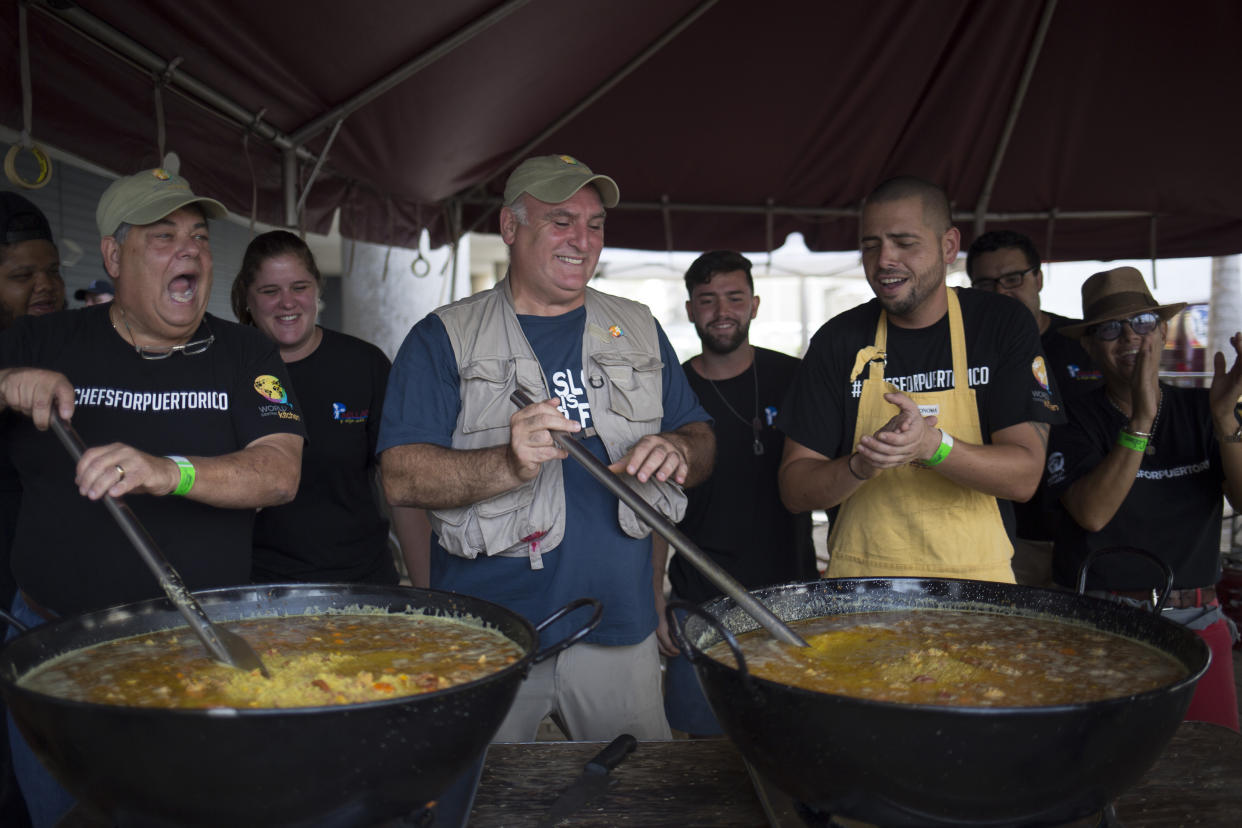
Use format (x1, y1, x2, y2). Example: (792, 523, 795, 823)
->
(289, 0, 534, 146)
(283, 150, 299, 227)
(972, 0, 1059, 238)
(31, 1, 317, 165)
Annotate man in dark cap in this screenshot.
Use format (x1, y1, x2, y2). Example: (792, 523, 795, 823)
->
(0, 192, 64, 330)
(73, 278, 114, 306)
(379, 154, 713, 743)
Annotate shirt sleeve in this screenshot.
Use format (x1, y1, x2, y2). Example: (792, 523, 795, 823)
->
(367, 344, 393, 462)
(376, 313, 462, 454)
(983, 300, 1066, 433)
(655, 321, 711, 432)
(1044, 402, 1109, 500)
(777, 323, 848, 459)
(231, 332, 307, 446)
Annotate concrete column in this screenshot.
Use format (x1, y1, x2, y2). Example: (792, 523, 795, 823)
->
(1210, 255, 1242, 362)
(339, 233, 472, 360)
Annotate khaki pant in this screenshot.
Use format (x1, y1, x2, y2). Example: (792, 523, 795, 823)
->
(491, 631, 671, 742)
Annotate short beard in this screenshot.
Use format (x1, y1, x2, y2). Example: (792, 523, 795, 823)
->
(696, 319, 749, 355)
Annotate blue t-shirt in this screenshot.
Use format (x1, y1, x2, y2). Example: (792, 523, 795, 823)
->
(378, 304, 708, 646)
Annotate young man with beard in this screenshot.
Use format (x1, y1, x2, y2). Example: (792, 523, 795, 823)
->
(778, 176, 1061, 581)
(653, 250, 816, 736)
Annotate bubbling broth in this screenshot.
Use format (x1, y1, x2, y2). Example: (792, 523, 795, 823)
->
(19, 613, 524, 709)
(703, 610, 1188, 707)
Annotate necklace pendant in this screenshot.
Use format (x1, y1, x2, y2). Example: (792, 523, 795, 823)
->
(753, 437, 765, 456)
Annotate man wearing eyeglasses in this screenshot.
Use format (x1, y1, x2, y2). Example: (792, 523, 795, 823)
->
(966, 230, 1102, 403)
(1044, 266, 1242, 731)
(0, 168, 307, 824)
(779, 177, 1063, 583)
(966, 231, 1102, 586)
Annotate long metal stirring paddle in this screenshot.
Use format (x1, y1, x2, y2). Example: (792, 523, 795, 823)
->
(511, 389, 808, 647)
(51, 413, 270, 676)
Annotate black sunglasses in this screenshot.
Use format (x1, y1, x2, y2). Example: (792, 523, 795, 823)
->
(971, 266, 1036, 292)
(1087, 312, 1160, 342)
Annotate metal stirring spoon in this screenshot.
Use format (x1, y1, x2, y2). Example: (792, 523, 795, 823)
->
(51, 412, 270, 677)
(510, 388, 808, 647)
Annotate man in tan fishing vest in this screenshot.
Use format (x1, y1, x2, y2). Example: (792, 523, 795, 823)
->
(777, 176, 1063, 582)
(378, 154, 714, 742)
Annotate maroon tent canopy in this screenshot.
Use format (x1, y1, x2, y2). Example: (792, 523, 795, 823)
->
(3, 0, 1240, 260)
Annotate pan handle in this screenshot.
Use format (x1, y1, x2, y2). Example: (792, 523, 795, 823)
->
(510, 388, 807, 648)
(0, 608, 30, 635)
(667, 599, 757, 694)
(1075, 547, 1175, 614)
(530, 598, 603, 665)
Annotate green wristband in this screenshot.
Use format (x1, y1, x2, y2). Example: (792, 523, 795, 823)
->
(167, 455, 196, 496)
(1116, 430, 1148, 453)
(923, 429, 954, 467)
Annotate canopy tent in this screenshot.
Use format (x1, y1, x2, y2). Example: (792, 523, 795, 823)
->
(3, 0, 1241, 262)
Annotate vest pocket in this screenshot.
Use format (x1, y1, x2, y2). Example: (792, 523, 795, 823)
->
(459, 358, 517, 434)
(434, 479, 539, 558)
(590, 352, 664, 422)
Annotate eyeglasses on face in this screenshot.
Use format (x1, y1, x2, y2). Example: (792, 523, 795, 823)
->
(971, 266, 1036, 292)
(1087, 312, 1160, 342)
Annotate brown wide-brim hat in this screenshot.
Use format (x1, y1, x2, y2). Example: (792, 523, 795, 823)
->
(1058, 266, 1186, 338)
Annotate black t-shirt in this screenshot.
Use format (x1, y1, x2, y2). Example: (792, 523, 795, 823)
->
(778, 289, 1063, 539)
(1043, 312, 1103, 403)
(1045, 384, 1223, 590)
(1012, 312, 1104, 540)
(779, 288, 1063, 458)
(251, 327, 398, 584)
(670, 347, 817, 603)
(0, 306, 305, 615)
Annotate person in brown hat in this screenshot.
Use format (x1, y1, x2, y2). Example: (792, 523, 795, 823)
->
(378, 154, 714, 743)
(0, 169, 307, 825)
(1045, 265, 1242, 731)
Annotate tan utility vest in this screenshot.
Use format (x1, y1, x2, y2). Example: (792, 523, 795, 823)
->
(432, 277, 687, 569)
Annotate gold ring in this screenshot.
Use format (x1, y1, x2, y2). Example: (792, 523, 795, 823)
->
(115, 464, 126, 482)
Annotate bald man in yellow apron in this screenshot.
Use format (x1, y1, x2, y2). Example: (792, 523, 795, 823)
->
(778, 177, 1063, 582)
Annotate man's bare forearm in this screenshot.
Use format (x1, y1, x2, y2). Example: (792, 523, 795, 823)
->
(380, 443, 526, 509)
(667, 421, 714, 488)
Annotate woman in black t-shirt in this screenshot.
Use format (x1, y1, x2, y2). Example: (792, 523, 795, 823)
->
(231, 231, 430, 585)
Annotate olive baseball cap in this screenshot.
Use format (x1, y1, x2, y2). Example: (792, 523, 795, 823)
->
(502, 154, 619, 208)
(95, 168, 227, 237)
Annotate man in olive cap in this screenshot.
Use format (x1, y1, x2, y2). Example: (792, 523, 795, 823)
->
(1046, 266, 1242, 730)
(380, 154, 713, 742)
(0, 168, 306, 825)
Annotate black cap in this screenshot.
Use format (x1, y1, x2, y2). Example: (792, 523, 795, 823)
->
(74, 279, 114, 301)
(0, 192, 54, 246)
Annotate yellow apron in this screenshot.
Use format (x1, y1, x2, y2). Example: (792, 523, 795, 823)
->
(826, 288, 1015, 582)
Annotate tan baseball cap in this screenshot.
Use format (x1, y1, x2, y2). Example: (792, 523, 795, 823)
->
(96, 168, 227, 237)
(502, 154, 620, 208)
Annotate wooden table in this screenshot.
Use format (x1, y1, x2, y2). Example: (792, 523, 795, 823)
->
(469, 722, 1242, 827)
